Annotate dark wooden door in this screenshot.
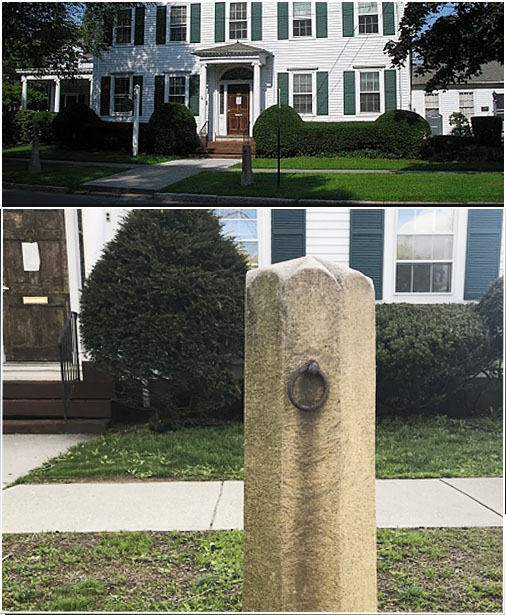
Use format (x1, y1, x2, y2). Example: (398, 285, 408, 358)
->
(227, 84, 250, 135)
(3, 209, 70, 361)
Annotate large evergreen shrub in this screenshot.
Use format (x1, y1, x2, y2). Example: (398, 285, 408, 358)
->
(13, 110, 56, 143)
(475, 276, 503, 372)
(471, 116, 503, 146)
(253, 105, 304, 157)
(52, 103, 102, 149)
(374, 109, 431, 158)
(148, 103, 197, 156)
(80, 209, 248, 427)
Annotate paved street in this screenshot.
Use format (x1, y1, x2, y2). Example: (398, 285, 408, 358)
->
(2, 189, 160, 205)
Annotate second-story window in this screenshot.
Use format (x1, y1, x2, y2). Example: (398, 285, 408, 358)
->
(358, 2, 379, 34)
(230, 3, 248, 40)
(170, 6, 187, 41)
(115, 8, 133, 44)
(293, 2, 312, 37)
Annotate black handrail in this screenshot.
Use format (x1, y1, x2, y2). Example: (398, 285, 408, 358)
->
(58, 312, 81, 422)
(199, 121, 209, 146)
(243, 120, 251, 145)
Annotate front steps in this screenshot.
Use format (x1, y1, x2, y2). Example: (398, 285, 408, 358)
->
(203, 137, 256, 158)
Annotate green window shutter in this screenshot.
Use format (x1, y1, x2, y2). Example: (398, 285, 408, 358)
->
(277, 2, 289, 40)
(342, 2, 354, 37)
(134, 6, 145, 45)
(189, 74, 200, 115)
(156, 6, 167, 44)
(215, 2, 225, 42)
(317, 72, 329, 115)
(251, 2, 262, 41)
(343, 71, 356, 115)
(190, 4, 201, 43)
(271, 210, 306, 264)
(100, 77, 111, 116)
(154, 75, 165, 112)
(349, 209, 384, 300)
(133, 76, 143, 116)
(382, 2, 395, 36)
(464, 210, 503, 300)
(316, 3, 328, 38)
(384, 70, 397, 111)
(278, 73, 289, 106)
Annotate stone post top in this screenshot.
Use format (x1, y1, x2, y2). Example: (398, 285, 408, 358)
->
(246, 255, 374, 292)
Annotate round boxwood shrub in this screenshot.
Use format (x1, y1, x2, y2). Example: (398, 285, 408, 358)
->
(376, 303, 490, 415)
(13, 110, 56, 144)
(375, 109, 431, 158)
(253, 105, 304, 157)
(148, 103, 197, 156)
(80, 209, 248, 427)
(52, 104, 102, 149)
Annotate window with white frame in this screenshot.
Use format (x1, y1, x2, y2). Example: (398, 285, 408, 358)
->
(293, 2, 312, 37)
(425, 92, 439, 112)
(215, 209, 259, 268)
(168, 76, 187, 105)
(230, 2, 248, 39)
(113, 76, 132, 113)
(395, 209, 454, 293)
(360, 72, 380, 113)
(358, 2, 379, 34)
(115, 8, 133, 44)
(170, 6, 187, 41)
(459, 91, 475, 120)
(293, 73, 313, 114)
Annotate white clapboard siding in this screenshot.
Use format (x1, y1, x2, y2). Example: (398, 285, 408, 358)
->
(306, 207, 350, 266)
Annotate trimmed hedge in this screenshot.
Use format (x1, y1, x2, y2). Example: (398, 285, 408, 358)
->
(420, 135, 504, 161)
(52, 104, 102, 149)
(12, 110, 56, 144)
(252, 105, 304, 157)
(475, 276, 503, 370)
(148, 103, 197, 156)
(471, 116, 503, 146)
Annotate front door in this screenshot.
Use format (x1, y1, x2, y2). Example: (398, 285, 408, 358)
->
(227, 84, 250, 135)
(3, 209, 71, 362)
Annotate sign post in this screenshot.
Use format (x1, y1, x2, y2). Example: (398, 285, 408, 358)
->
(132, 84, 140, 157)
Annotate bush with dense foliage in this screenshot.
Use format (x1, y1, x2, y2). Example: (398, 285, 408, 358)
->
(148, 103, 197, 156)
(12, 110, 56, 143)
(80, 209, 248, 427)
(374, 109, 431, 157)
(449, 111, 472, 137)
(471, 116, 503, 146)
(2, 81, 49, 113)
(253, 105, 304, 157)
(52, 103, 102, 149)
(419, 135, 503, 162)
(475, 276, 503, 371)
(376, 303, 490, 415)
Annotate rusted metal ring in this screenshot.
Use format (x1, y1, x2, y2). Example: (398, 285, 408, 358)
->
(287, 360, 329, 412)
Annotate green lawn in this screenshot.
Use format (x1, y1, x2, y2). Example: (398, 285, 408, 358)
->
(3, 144, 178, 165)
(11, 415, 502, 485)
(3, 528, 502, 612)
(2, 159, 125, 189)
(233, 156, 504, 172)
(163, 171, 504, 202)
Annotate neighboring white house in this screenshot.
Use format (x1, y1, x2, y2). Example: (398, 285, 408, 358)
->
(411, 61, 504, 136)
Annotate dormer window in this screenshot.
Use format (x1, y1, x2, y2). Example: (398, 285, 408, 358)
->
(230, 3, 248, 39)
(115, 8, 133, 44)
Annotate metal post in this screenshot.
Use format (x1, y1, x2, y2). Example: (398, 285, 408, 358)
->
(132, 84, 140, 157)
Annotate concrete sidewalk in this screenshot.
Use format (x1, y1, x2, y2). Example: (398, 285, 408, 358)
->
(3, 477, 502, 534)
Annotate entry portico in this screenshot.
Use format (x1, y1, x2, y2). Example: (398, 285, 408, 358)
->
(193, 42, 271, 140)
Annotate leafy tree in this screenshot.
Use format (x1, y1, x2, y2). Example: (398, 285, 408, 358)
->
(385, 2, 504, 92)
(449, 112, 472, 137)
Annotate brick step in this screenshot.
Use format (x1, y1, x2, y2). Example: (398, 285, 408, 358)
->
(3, 399, 112, 419)
(206, 140, 256, 157)
(3, 418, 110, 434)
(3, 379, 115, 400)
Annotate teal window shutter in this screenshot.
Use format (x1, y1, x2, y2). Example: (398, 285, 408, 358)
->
(317, 72, 329, 115)
(278, 2, 289, 40)
(464, 210, 503, 300)
(133, 76, 143, 116)
(100, 77, 111, 116)
(278, 73, 289, 106)
(382, 2, 395, 36)
(252, 3, 262, 40)
(134, 6, 145, 45)
(343, 71, 356, 115)
(384, 70, 397, 111)
(342, 3, 354, 37)
(271, 210, 306, 263)
(215, 2, 226, 42)
(156, 6, 167, 44)
(189, 75, 200, 116)
(349, 209, 384, 300)
(154, 75, 165, 112)
(190, 4, 201, 43)
(316, 3, 328, 38)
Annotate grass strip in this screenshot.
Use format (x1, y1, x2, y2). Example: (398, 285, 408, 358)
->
(3, 528, 502, 612)
(163, 171, 503, 202)
(11, 415, 502, 485)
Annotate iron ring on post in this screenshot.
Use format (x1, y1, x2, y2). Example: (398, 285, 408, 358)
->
(287, 360, 329, 412)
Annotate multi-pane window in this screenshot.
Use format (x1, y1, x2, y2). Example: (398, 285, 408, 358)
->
(113, 77, 132, 113)
(358, 2, 379, 34)
(459, 91, 475, 120)
(425, 92, 439, 112)
(215, 209, 259, 268)
(293, 2, 312, 37)
(360, 72, 380, 113)
(493, 93, 504, 120)
(168, 76, 186, 105)
(115, 9, 133, 44)
(230, 3, 248, 39)
(293, 74, 313, 114)
(396, 209, 454, 293)
(170, 6, 187, 41)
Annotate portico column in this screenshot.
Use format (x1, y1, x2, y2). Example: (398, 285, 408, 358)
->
(199, 64, 208, 133)
(54, 79, 61, 113)
(253, 62, 262, 132)
(21, 77, 28, 110)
